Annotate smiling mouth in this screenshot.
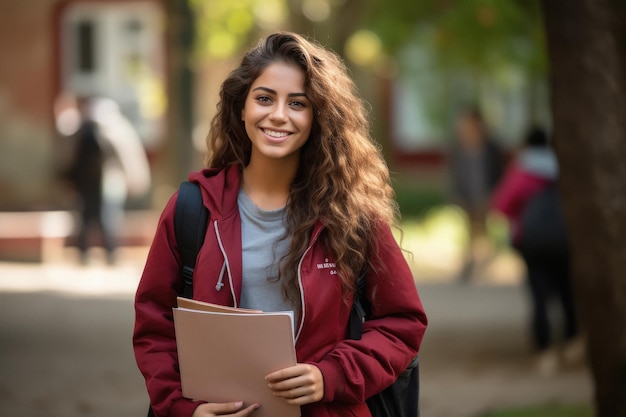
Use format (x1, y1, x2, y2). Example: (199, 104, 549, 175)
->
(262, 128, 292, 138)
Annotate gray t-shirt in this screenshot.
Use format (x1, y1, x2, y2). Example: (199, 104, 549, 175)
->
(237, 189, 296, 315)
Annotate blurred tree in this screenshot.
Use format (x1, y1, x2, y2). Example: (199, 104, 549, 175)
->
(163, 0, 196, 185)
(362, 0, 548, 140)
(542, 0, 626, 415)
(163, 0, 550, 177)
(367, 0, 546, 74)
(188, 0, 372, 59)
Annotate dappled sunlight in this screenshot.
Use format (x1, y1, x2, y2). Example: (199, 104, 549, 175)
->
(192, 0, 288, 59)
(137, 73, 167, 120)
(346, 30, 383, 67)
(398, 205, 466, 281)
(206, 30, 239, 59)
(0, 247, 148, 297)
(398, 205, 523, 284)
(253, 0, 287, 28)
(302, 0, 331, 22)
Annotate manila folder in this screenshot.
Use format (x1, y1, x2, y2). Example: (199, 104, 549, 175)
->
(173, 307, 299, 417)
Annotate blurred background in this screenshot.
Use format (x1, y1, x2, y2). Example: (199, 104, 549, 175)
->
(2, 0, 623, 416)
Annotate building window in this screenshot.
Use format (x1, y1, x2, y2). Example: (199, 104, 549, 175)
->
(76, 20, 95, 73)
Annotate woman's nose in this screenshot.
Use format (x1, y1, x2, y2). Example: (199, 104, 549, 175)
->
(269, 104, 288, 123)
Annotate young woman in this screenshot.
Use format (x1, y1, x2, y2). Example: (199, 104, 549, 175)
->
(134, 31, 427, 417)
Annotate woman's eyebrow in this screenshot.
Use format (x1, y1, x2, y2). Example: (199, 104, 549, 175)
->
(252, 86, 307, 98)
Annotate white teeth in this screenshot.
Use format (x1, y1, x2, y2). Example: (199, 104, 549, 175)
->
(263, 129, 290, 138)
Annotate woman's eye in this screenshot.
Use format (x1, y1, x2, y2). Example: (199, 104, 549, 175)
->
(256, 96, 272, 103)
(290, 101, 306, 108)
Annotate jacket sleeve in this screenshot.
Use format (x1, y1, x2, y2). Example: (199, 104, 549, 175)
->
(313, 222, 428, 404)
(133, 193, 205, 417)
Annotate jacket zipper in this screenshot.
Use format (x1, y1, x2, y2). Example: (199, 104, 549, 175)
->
(214, 220, 237, 307)
(295, 227, 323, 342)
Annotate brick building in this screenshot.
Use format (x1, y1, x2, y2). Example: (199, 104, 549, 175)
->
(0, 0, 169, 211)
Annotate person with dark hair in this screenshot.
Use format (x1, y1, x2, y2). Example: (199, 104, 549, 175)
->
(65, 97, 117, 264)
(64, 96, 151, 265)
(491, 126, 580, 375)
(133, 32, 427, 417)
(448, 107, 505, 282)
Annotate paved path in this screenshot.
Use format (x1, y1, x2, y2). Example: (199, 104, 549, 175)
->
(417, 283, 591, 417)
(0, 248, 591, 417)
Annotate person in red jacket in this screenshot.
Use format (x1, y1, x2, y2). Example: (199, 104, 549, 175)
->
(133, 32, 427, 417)
(491, 127, 578, 375)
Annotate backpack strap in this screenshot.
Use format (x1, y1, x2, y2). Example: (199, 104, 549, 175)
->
(348, 270, 370, 340)
(174, 181, 209, 299)
(348, 268, 421, 417)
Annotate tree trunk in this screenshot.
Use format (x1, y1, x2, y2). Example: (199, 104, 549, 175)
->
(542, 1, 626, 415)
(164, 0, 196, 186)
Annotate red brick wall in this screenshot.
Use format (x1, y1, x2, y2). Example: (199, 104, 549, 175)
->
(0, 1, 56, 127)
(0, 0, 63, 209)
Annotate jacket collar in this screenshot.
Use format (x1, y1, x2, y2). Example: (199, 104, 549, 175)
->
(188, 165, 243, 220)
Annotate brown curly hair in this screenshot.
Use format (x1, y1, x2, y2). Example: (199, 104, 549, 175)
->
(206, 32, 398, 303)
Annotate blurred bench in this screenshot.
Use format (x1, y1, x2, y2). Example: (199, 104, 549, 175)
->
(0, 211, 74, 262)
(0, 210, 158, 263)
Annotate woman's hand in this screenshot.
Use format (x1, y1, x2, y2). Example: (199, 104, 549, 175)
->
(265, 364, 324, 406)
(191, 401, 259, 417)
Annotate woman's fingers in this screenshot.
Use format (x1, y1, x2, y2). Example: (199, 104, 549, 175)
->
(265, 364, 304, 382)
(271, 378, 315, 396)
(273, 385, 321, 406)
(192, 401, 260, 417)
(265, 364, 324, 405)
(229, 403, 260, 417)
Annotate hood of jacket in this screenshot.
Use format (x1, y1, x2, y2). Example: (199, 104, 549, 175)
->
(519, 147, 558, 179)
(188, 165, 243, 220)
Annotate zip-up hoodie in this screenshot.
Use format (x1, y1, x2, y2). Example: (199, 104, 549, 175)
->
(133, 165, 428, 417)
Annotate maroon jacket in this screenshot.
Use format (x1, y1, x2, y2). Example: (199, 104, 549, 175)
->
(133, 166, 427, 417)
(491, 161, 553, 244)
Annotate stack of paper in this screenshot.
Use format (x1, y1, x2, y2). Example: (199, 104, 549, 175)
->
(173, 297, 299, 417)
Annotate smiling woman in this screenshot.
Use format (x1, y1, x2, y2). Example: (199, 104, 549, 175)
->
(241, 62, 313, 174)
(133, 32, 427, 417)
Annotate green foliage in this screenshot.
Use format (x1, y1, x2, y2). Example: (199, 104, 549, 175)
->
(364, 1, 437, 53)
(189, 0, 288, 60)
(366, 0, 547, 76)
(393, 181, 445, 219)
(186, 0, 549, 147)
(187, 0, 547, 79)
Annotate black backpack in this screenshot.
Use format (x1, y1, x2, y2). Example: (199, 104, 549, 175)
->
(517, 183, 568, 253)
(350, 277, 420, 417)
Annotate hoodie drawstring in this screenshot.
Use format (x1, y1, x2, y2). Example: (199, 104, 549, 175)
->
(216, 262, 226, 291)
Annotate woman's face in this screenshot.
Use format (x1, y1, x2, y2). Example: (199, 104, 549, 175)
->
(241, 61, 313, 165)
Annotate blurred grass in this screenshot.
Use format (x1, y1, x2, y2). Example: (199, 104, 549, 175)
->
(393, 181, 511, 250)
(393, 180, 445, 220)
(480, 403, 593, 417)
(393, 178, 519, 282)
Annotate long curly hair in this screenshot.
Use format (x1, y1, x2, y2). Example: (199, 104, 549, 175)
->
(206, 32, 398, 303)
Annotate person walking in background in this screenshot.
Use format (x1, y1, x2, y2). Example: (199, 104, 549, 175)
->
(134, 32, 427, 417)
(448, 107, 505, 282)
(64, 96, 151, 265)
(491, 127, 580, 375)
